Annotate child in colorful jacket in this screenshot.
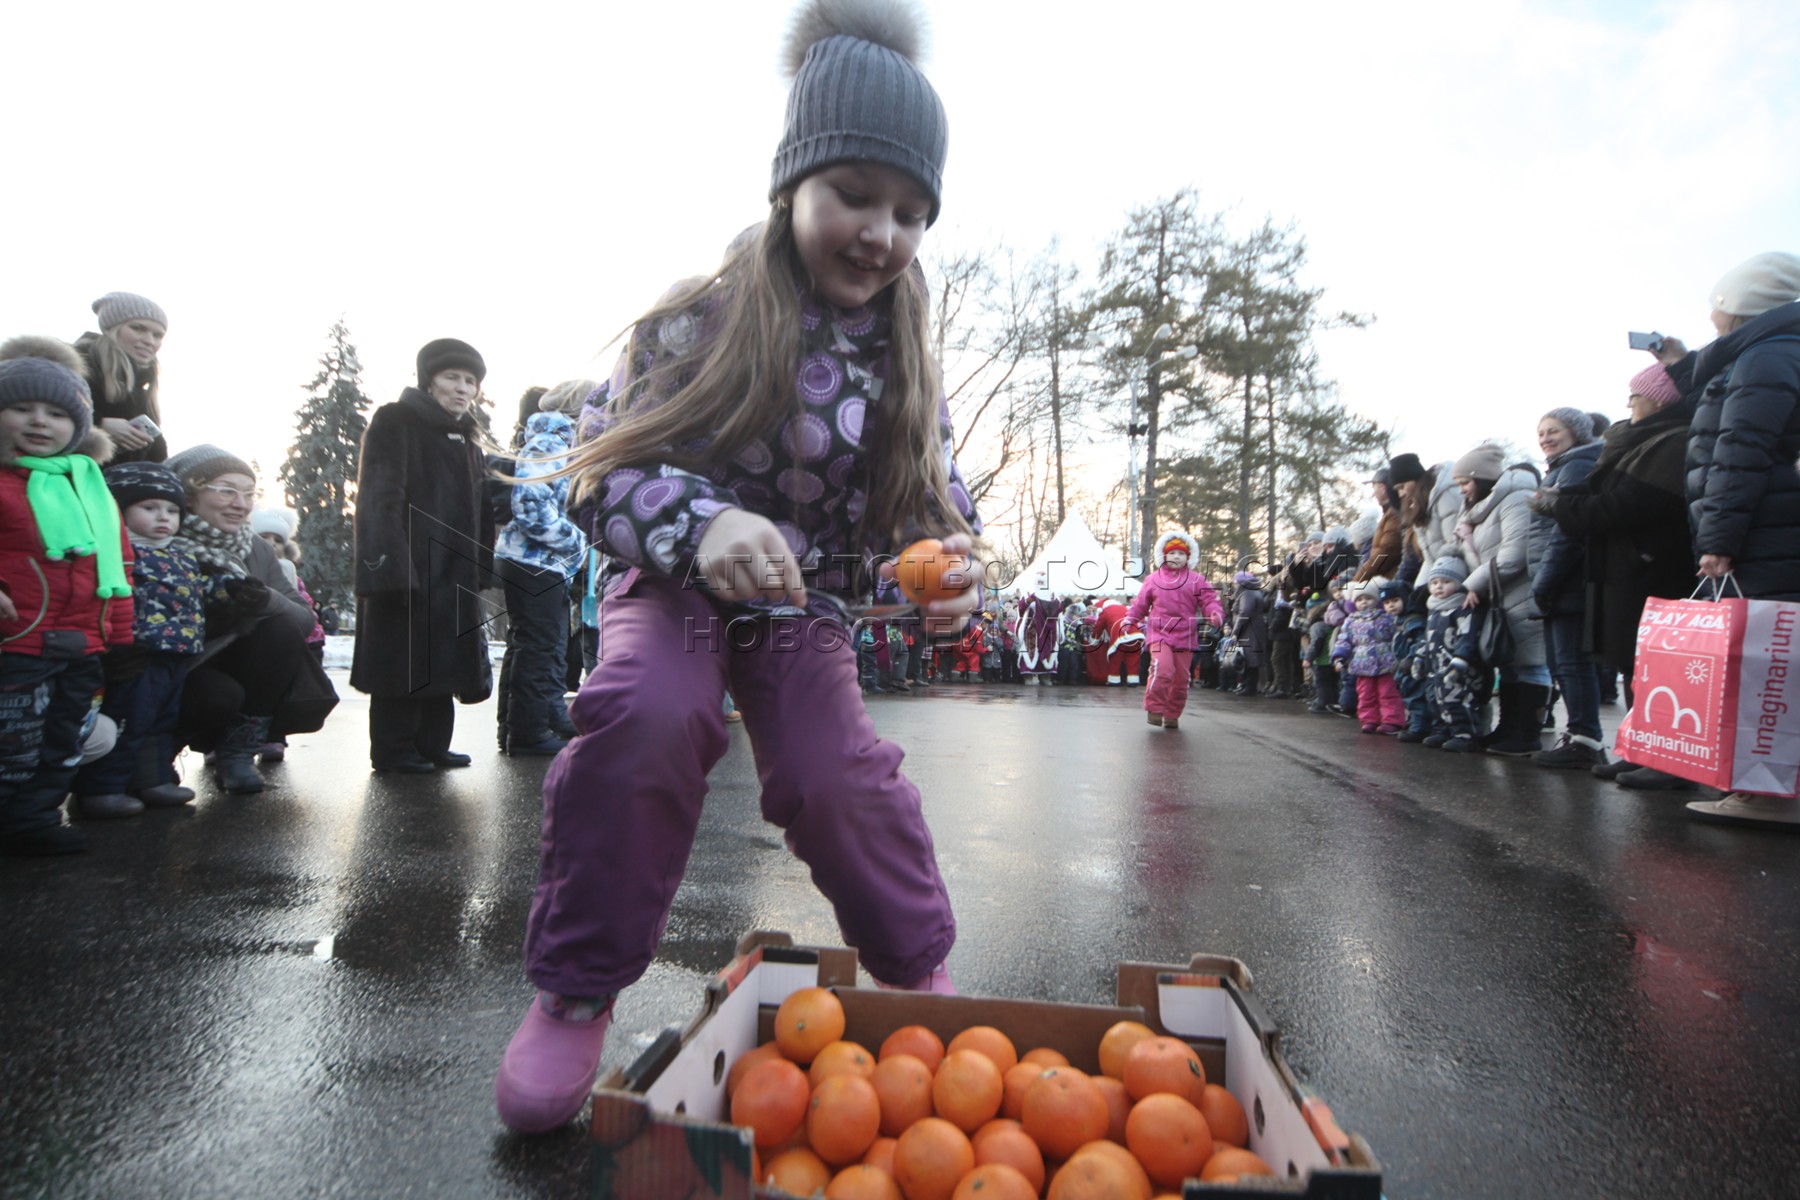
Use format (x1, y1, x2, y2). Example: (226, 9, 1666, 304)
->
(1125, 531, 1225, 730)
(0, 336, 135, 856)
(1421, 555, 1484, 751)
(72, 462, 215, 816)
(1385, 578, 1432, 741)
(1334, 577, 1403, 734)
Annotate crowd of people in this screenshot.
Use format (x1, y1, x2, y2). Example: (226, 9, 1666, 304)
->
(1, 0, 1796, 1144)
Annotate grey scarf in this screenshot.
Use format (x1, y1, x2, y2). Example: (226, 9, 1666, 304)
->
(180, 513, 256, 575)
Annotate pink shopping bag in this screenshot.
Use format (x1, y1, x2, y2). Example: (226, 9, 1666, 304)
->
(1615, 581, 1800, 796)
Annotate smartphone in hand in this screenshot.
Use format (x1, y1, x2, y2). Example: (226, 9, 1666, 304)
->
(1627, 331, 1664, 352)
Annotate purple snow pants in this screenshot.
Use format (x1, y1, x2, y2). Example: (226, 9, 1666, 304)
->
(524, 573, 956, 997)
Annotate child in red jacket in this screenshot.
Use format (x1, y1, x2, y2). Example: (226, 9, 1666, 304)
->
(0, 336, 134, 856)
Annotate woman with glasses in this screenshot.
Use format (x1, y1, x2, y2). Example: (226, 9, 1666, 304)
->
(163, 445, 332, 792)
(350, 339, 494, 773)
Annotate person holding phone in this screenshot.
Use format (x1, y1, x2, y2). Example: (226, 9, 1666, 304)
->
(75, 292, 169, 464)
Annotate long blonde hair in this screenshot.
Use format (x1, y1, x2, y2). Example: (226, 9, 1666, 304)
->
(88, 329, 161, 423)
(566, 201, 972, 552)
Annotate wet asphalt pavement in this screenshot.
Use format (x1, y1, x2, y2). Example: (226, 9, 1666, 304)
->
(5, 674, 1800, 1199)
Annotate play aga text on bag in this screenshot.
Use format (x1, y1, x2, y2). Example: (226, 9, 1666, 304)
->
(1615, 583, 1800, 796)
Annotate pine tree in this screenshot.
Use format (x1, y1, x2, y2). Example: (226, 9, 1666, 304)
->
(279, 320, 370, 614)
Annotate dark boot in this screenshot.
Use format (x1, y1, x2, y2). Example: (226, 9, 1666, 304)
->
(214, 715, 271, 794)
(1490, 683, 1550, 757)
(1478, 683, 1514, 749)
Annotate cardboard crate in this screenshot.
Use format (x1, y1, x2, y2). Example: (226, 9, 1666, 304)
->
(592, 931, 1381, 1199)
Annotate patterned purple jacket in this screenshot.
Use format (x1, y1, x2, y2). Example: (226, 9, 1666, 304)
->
(576, 281, 980, 616)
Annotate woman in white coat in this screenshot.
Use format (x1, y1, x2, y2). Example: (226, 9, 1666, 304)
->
(1454, 443, 1549, 756)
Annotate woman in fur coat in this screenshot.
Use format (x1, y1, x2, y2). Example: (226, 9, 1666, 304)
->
(351, 339, 494, 773)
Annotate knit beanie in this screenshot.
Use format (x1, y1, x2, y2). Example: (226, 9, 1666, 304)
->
(91, 291, 168, 332)
(1709, 251, 1800, 317)
(1629, 362, 1682, 409)
(416, 338, 487, 388)
(104, 462, 188, 514)
(770, 0, 948, 225)
(1376, 579, 1408, 603)
(0, 335, 93, 454)
(1386, 453, 1426, 485)
(1541, 406, 1596, 444)
(1427, 555, 1470, 585)
(1304, 530, 1324, 544)
(1452, 443, 1506, 482)
(1325, 525, 1348, 545)
(165, 444, 255, 489)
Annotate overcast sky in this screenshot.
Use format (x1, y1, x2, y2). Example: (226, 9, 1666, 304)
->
(6, 0, 1795, 524)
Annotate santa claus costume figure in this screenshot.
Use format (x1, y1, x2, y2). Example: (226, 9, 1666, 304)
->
(1016, 574, 1062, 684)
(1125, 532, 1224, 729)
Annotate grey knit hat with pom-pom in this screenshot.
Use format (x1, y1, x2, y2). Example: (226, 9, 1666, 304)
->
(770, 0, 948, 224)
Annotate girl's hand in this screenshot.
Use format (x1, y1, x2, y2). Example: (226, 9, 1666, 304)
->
(99, 417, 152, 451)
(1698, 553, 1733, 578)
(879, 532, 982, 637)
(1462, 591, 1482, 610)
(695, 508, 806, 606)
(0, 591, 16, 622)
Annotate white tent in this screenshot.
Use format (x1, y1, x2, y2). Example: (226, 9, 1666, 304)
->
(1000, 515, 1137, 597)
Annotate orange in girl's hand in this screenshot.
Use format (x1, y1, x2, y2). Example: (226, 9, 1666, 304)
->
(895, 538, 970, 607)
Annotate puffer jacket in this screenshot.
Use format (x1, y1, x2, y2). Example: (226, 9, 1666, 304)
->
(1680, 300, 1800, 600)
(1125, 565, 1224, 648)
(1336, 608, 1397, 677)
(1459, 466, 1545, 667)
(1531, 439, 1602, 616)
(0, 464, 135, 656)
(494, 412, 588, 577)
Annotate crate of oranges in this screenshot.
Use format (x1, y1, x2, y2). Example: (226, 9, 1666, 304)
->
(589, 931, 1381, 1199)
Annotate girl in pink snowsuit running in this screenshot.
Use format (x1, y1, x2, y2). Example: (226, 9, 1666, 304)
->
(1126, 531, 1224, 729)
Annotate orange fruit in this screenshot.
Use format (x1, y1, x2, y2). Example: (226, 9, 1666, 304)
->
(1201, 1145, 1276, 1182)
(950, 1162, 1036, 1200)
(863, 1136, 898, 1177)
(871, 1053, 936, 1137)
(1068, 1140, 1152, 1200)
(1093, 1075, 1131, 1143)
(1045, 1146, 1142, 1200)
(727, 1041, 787, 1098)
(894, 538, 970, 607)
(879, 1024, 946, 1074)
(1125, 1092, 1214, 1190)
(946, 1026, 1018, 1074)
(892, 1117, 975, 1200)
(971, 1117, 1023, 1145)
(1096, 1020, 1156, 1080)
(971, 1123, 1045, 1194)
(1198, 1083, 1249, 1147)
(811, 1040, 878, 1087)
(809, 1074, 883, 1165)
(1120, 1036, 1206, 1106)
(999, 1061, 1047, 1121)
(932, 1049, 1004, 1133)
(775, 987, 846, 1064)
(732, 1057, 810, 1148)
(764, 1145, 832, 1195)
(1019, 1067, 1110, 1162)
(826, 1162, 905, 1200)
(1021, 1046, 1070, 1068)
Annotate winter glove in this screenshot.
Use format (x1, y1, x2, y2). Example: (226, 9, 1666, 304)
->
(205, 576, 269, 638)
(1445, 656, 1469, 686)
(224, 575, 269, 618)
(1527, 487, 1561, 516)
(1409, 654, 1428, 682)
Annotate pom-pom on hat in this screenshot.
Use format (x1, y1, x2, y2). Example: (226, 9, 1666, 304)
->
(104, 462, 187, 514)
(1709, 251, 1800, 318)
(1453, 442, 1506, 483)
(416, 338, 486, 388)
(1540, 407, 1596, 444)
(1386, 453, 1426, 485)
(1427, 555, 1470, 585)
(92, 291, 168, 332)
(771, 0, 949, 225)
(1629, 362, 1682, 409)
(165, 444, 255, 489)
(0, 335, 93, 454)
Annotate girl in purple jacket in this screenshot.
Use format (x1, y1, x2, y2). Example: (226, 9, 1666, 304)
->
(494, 0, 982, 1134)
(1125, 531, 1224, 730)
